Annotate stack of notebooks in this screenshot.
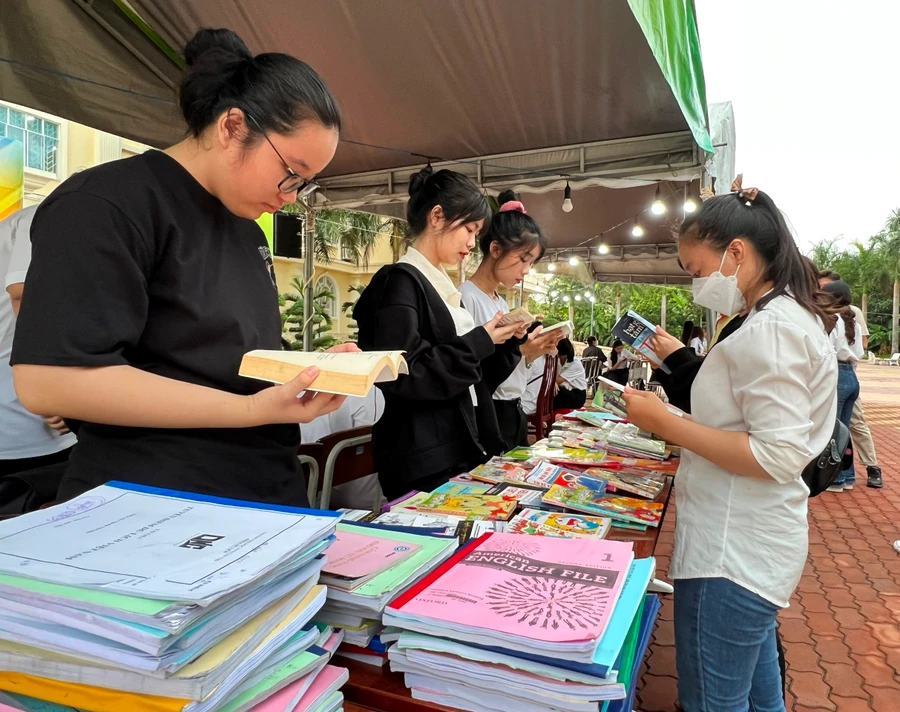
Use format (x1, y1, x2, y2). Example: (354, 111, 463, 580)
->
(314, 523, 458, 666)
(0, 482, 348, 712)
(383, 533, 660, 712)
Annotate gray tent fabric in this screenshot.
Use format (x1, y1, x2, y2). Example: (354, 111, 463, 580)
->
(0, 0, 182, 147)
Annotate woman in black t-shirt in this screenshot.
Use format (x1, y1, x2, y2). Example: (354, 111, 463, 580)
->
(11, 29, 353, 506)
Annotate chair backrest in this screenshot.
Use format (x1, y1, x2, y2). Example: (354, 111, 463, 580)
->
(582, 356, 599, 381)
(892, 353, 900, 362)
(318, 425, 375, 489)
(533, 356, 559, 439)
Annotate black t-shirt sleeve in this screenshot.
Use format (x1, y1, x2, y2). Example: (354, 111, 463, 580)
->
(12, 192, 154, 368)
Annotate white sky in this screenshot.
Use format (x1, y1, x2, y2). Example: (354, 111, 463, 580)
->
(695, 0, 900, 251)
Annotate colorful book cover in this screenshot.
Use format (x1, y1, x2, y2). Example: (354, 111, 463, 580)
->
(591, 386, 628, 418)
(585, 468, 664, 500)
(371, 511, 461, 534)
(606, 430, 666, 460)
(381, 491, 421, 513)
(468, 458, 539, 486)
(601, 455, 679, 474)
(399, 493, 517, 521)
(485, 484, 556, 510)
(454, 519, 508, 544)
(547, 468, 607, 492)
(611, 310, 669, 373)
(508, 509, 611, 539)
(389, 533, 633, 643)
(430, 481, 493, 496)
(542, 486, 663, 527)
(576, 411, 626, 426)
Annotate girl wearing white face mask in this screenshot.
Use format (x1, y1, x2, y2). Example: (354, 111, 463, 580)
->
(624, 177, 839, 712)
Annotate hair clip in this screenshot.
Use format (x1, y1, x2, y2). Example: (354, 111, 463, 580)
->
(730, 174, 759, 204)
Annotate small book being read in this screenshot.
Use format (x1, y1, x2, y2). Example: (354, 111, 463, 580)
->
(239, 350, 407, 397)
(497, 306, 534, 327)
(540, 319, 574, 338)
(611, 311, 670, 373)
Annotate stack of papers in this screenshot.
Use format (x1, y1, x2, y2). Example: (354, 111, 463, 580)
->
(313, 523, 457, 666)
(0, 482, 349, 712)
(383, 533, 660, 712)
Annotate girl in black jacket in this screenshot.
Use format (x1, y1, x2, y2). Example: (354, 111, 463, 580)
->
(353, 168, 525, 499)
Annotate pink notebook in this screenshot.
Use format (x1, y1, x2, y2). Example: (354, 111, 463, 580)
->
(249, 664, 348, 712)
(392, 532, 633, 643)
(322, 528, 420, 579)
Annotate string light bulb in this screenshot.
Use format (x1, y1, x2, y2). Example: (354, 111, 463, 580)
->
(568, 255, 579, 266)
(651, 183, 667, 215)
(563, 295, 571, 302)
(683, 185, 697, 213)
(584, 291, 591, 299)
(547, 262, 556, 272)
(631, 216, 644, 238)
(528, 268, 536, 275)
(550, 290, 559, 298)
(562, 182, 574, 213)
(598, 242, 610, 255)
(590, 295, 596, 303)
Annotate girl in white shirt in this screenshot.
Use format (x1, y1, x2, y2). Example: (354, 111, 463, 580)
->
(624, 179, 838, 712)
(459, 191, 561, 450)
(553, 338, 588, 410)
(822, 279, 862, 492)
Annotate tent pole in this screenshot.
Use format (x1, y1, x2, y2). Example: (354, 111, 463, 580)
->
(303, 207, 316, 352)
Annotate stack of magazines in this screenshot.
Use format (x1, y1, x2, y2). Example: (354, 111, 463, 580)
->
(384, 533, 660, 712)
(0, 482, 348, 712)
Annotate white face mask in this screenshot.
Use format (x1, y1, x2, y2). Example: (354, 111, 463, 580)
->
(691, 251, 746, 316)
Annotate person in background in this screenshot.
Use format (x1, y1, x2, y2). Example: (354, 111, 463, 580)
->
(688, 326, 706, 356)
(624, 179, 837, 712)
(821, 280, 863, 492)
(553, 338, 588, 410)
(605, 339, 633, 386)
(521, 354, 546, 417)
(11, 28, 354, 506)
(1, 206, 75, 483)
(353, 167, 524, 499)
(459, 190, 562, 450)
(818, 269, 882, 488)
(680, 320, 695, 345)
(582, 336, 606, 362)
(300, 389, 385, 509)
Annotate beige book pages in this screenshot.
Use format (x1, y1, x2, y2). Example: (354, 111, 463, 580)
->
(497, 307, 534, 327)
(239, 351, 407, 397)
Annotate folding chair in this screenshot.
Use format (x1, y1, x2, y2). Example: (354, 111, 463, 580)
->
(311, 426, 377, 510)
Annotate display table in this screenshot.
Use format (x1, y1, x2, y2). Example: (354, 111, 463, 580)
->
(341, 475, 675, 712)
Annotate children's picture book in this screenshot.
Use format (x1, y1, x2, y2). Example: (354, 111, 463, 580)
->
(547, 469, 608, 493)
(387, 533, 634, 644)
(611, 311, 670, 373)
(398, 493, 517, 521)
(371, 511, 463, 535)
(430, 481, 493, 496)
(585, 468, 665, 500)
(485, 484, 559, 511)
(516, 444, 609, 467)
(542, 486, 664, 527)
(468, 457, 540, 486)
(239, 350, 407, 397)
(508, 509, 611, 539)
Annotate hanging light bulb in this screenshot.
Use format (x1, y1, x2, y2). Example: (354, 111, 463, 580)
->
(584, 291, 591, 299)
(651, 184, 667, 215)
(575, 295, 582, 302)
(568, 255, 579, 266)
(631, 216, 644, 238)
(547, 262, 556, 272)
(562, 182, 574, 213)
(590, 295, 596, 303)
(528, 268, 537, 276)
(550, 290, 559, 298)
(597, 242, 610, 255)
(683, 185, 697, 213)
(563, 295, 571, 302)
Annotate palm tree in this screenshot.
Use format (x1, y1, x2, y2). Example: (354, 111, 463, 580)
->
(876, 209, 900, 354)
(383, 218, 407, 263)
(850, 240, 886, 324)
(280, 277, 337, 350)
(279, 205, 394, 266)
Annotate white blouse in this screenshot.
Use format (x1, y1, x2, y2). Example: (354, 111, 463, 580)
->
(400, 247, 478, 404)
(829, 317, 864, 363)
(559, 358, 588, 391)
(669, 294, 838, 608)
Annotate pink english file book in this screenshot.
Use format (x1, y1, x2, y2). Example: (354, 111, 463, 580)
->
(321, 528, 420, 579)
(248, 664, 348, 712)
(389, 532, 633, 644)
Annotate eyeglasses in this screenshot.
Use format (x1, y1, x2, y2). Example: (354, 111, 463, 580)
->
(245, 113, 319, 201)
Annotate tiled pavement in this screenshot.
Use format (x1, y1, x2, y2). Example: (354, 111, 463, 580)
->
(636, 364, 900, 711)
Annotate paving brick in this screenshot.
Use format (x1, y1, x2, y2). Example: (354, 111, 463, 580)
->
(803, 611, 842, 638)
(825, 588, 858, 609)
(781, 618, 817, 646)
(851, 653, 900, 689)
(788, 670, 836, 710)
(635, 673, 679, 712)
(828, 696, 879, 712)
(865, 684, 900, 712)
(820, 661, 868, 699)
(831, 606, 867, 630)
(798, 592, 832, 614)
(867, 621, 900, 648)
(814, 635, 853, 664)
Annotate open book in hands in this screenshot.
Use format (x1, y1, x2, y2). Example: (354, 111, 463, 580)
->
(496, 306, 534, 327)
(239, 350, 407, 397)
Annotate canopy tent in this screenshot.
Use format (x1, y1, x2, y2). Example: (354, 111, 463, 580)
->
(1, 0, 715, 345)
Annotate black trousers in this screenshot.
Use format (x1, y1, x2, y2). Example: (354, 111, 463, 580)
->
(493, 399, 528, 451)
(0, 447, 72, 478)
(554, 387, 587, 410)
(379, 467, 467, 502)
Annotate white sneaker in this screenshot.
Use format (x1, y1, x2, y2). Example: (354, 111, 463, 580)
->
(826, 484, 845, 492)
(894, 541, 900, 554)
(844, 483, 854, 491)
